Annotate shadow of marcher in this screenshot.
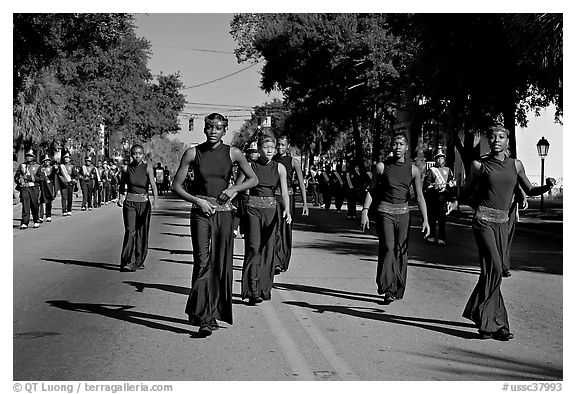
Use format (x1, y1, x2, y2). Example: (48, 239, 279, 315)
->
(42, 258, 120, 272)
(283, 300, 478, 339)
(123, 281, 245, 306)
(46, 300, 201, 338)
(274, 282, 382, 304)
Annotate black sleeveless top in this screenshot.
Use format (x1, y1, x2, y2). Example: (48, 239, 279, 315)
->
(191, 142, 233, 197)
(274, 154, 293, 180)
(250, 158, 279, 197)
(476, 156, 517, 211)
(125, 161, 149, 194)
(371, 158, 412, 204)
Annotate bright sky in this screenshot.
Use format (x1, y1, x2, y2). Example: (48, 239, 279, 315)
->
(134, 13, 563, 179)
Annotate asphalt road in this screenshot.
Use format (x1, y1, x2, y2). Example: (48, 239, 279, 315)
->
(13, 195, 563, 381)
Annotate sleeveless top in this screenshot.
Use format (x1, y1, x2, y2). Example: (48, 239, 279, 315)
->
(250, 158, 279, 197)
(274, 154, 293, 180)
(476, 156, 517, 211)
(371, 158, 412, 204)
(125, 161, 149, 194)
(191, 142, 232, 198)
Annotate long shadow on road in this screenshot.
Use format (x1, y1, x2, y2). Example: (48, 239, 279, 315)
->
(122, 281, 246, 305)
(42, 258, 120, 271)
(283, 300, 478, 340)
(46, 300, 202, 337)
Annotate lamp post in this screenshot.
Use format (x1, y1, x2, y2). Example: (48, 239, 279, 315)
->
(536, 136, 550, 211)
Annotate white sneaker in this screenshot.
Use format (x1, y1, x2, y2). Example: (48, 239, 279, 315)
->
(33, 222, 40, 228)
(46, 217, 52, 222)
(88, 207, 92, 211)
(426, 237, 437, 244)
(437, 239, 446, 245)
(19, 224, 28, 230)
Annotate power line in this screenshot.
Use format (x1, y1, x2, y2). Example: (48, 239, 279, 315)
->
(181, 61, 261, 90)
(152, 44, 235, 55)
(185, 102, 254, 109)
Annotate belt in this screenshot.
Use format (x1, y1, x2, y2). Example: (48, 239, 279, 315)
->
(125, 192, 149, 202)
(475, 206, 508, 223)
(246, 195, 277, 208)
(22, 182, 36, 187)
(191, 195, 233, 212)
(377, 201, 409, 215)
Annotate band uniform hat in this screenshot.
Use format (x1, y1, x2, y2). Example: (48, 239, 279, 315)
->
(63, 152, 71, 159)
(25, 149, 36, 158)
(245, 141, 259, 153)
(42, 154, 52, 162)
(85, 156, 93, 162)
(434, 148, 446, 159)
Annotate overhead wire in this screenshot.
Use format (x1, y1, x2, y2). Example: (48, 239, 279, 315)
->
(181, 61, 261, 90)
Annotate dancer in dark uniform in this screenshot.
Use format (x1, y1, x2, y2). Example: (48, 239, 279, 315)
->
(273, 135, 308, 274)
(447, 125, 555, 341)
(361, 133, 430, 304)
(171, 113, 258, 337)
(238, 134, 292, 304)
(117, 144, 158, 272)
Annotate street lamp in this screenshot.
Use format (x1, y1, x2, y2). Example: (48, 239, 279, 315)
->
(536, 136, 550, 211)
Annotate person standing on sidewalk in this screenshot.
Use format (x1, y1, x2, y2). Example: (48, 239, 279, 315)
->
(79, 157, 95, 211)
(14, 150, 42, 229)
(361, 133, 430, 304)
(171, 113, 258, 337)
(239, 134, 292, 303)
(57, 152, 78, 216)
(423, 148, 455, 245)
(273, 135, 308, 274)
(117, 144, 158, 272)
(447, 125, 556, 341)
(37, 155, 57, 223)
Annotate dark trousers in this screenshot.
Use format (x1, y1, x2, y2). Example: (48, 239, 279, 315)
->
(110, 184, 118, 200)
(346, 189, 358, 218)
(242, 205, 279, 300)
(321, 189, 332, 210)
(426, 196, 447, 240)
(156, 182, 163, 195)
(93, 182, 102, 207)
(334, 189, 344, 211)
(102, 185, 111, 203)
(375, 211, 410, 298)
(274, 194, 294, 272)
(186, 209, 234, 326)
(80, 180, 93, 208)
(120, 200, 151, 270)
(39, 200, 52, 218)
(61, 183, 74, 213)
(20, 186, 40, 225)
(504, 204, 518, 271)
(463, 217, 510, 333)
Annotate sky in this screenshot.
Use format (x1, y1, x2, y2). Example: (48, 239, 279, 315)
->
(133, 13, 563, 180)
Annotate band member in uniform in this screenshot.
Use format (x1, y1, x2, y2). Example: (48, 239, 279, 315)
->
(307, 165, 321, 206)
(14, 150, 42, 229)
(57, 152, 78, 216)
(447, 125, 555, 341)
(345, 164, 363, 219)
(171, 113, 258, 337)
(37, 155, 57, 222)
(318, 164, 332, 210)
(423, 149, 455, 245)
(238, 134, 291, 303)
(101, 161, 112, 205)
(155, 162, 165, 196)
(93, 160, 104, 208)
(162, 166, 171, 194)
(331, 164, 346, 213)
(79, 157, 95, 211)
(361, 133, 430, 304)
(273, 135, 308, 274)
(117, 144, 158, 272)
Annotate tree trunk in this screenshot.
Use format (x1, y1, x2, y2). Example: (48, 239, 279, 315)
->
(351, 117, 365, 172)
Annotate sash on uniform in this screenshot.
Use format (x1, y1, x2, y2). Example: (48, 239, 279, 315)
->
(322, 172, 329, 182)
(95, 168, 101, 182)
(345, 173, 354, 189)
(333, 172, 344, 186)
(60, 164, 72, 183)
(430, 166, 447, 187)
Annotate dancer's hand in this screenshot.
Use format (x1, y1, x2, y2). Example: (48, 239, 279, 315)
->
(360, 209, 370, 231)
(421, 220, 430, 238)
(217, 188, 236, 205)
(283, 210, 292, 224)
(150, 197, 157, 209)
(301, 205, 309, 216)
(198, 199, 216, 216)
